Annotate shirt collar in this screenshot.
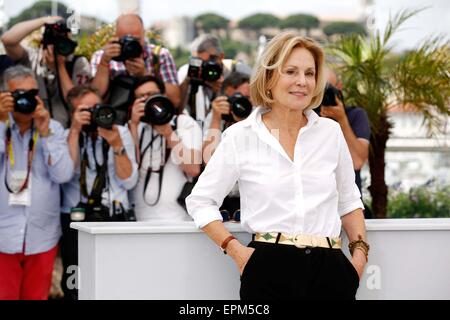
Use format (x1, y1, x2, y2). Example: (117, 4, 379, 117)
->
(241, 106, 320, 163)
(242, 106, 320, 130)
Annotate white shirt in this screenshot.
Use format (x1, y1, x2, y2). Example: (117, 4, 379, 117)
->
(186, 107, 363, 238)
(130, 115, 202, 221)
(61, 125, 139, 215)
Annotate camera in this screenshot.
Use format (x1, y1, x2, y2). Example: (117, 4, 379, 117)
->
(221, 93, 253, 122)
(187, 57, 223, 84)
(112, 35, 143, 62)
(42, 20, 78, 56)
(70, 202, 111, 222)
(81, 104, 117, 133)
(320, 83, 344, 107)
(12, 89, 39, 114)
(141, 94, 175, 125)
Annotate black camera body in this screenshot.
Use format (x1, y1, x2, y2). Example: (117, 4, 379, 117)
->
(82, 104, 117, 133)
(221, 93, 253, 122)
(12, 89, 39, 114)
(141, 94, 175, 125)
(320, 83, 345, 107)
(112, 35, 143, 62)
(187, 57, 223, 84)
(42, 20, 78, 56)
(70, 201, 136, 222)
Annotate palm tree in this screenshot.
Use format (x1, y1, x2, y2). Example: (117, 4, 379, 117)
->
(328, 9, 450, 218)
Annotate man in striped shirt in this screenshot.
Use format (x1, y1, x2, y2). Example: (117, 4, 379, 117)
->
(90, 13, 180, 108)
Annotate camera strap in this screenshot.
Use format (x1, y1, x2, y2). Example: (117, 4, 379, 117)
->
(80, 134, 110, 205)
(141, 116, 178, 207)
(4, 120, 39, 194)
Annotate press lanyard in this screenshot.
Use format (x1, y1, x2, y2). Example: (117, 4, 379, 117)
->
(4, 120, 39, 194)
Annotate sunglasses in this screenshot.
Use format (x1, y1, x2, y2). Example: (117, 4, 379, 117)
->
(221, 209, 241, 223)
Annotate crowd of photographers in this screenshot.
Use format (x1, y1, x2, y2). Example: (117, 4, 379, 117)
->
(0, 13, 370, 300)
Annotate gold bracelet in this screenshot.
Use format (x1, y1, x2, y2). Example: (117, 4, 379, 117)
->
(349, 235, 370, 261)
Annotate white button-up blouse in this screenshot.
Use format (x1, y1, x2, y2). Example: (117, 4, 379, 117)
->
(186, 107, 364, 238)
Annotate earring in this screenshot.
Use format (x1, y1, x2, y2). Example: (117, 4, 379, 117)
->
(266, 90, 272, 98)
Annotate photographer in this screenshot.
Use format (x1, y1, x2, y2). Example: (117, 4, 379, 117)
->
(316, 68, 371, 217)
(1, 16, 92, 128)
(0, 66, 74, 300)
(178, 34, 251, 131)
(203, 72, 252, 164)
(60, 85, 138, 299)
(128, 76, 202, 221)
(90, 13, 180, 108)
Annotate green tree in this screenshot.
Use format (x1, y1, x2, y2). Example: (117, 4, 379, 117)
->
(221, 38, 253, 59)
(279, 14, 320, 30)
(328, 9, 450, 218)
(194, 13, 229, 32)
(323, 21, 367, 37)
(8, 1, 68, 27)
(171, 46, 191, 69)
(238, 13, 280, 30)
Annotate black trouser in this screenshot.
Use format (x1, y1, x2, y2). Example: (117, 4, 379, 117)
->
(60, 214, 78, 300)
(240, 241, 359, 300)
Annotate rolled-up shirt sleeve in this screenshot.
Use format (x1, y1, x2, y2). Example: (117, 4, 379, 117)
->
(335, 127, 364, 216)
(186, 130, 240, 228)
(41, 120, 74, 184)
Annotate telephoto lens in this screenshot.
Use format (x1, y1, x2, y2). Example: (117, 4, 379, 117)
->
(12, 89, 39, 114)
(222, 92, 252, 122)
(141, 94, 175, 125)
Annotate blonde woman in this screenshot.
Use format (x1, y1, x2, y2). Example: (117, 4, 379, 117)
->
(186, 31, 369, 300)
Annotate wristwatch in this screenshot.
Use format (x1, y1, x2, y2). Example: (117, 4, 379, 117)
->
(113, 146, 126, 156)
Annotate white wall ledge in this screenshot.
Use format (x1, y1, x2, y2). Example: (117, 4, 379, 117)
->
(71, 218, 450, 235)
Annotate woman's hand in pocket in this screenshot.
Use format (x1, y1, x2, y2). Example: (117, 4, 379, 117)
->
(351, 249, 367, 280)
(227, 241, 256, 275)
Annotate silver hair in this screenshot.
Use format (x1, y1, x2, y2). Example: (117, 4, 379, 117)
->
(190, 34, 223, 55)
(2, 65, 37, 91)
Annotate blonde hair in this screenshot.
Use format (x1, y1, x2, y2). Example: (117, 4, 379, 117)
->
(250, 31, 326, 110)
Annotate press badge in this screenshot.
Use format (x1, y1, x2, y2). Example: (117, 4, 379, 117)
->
(8, 171, 32, 206)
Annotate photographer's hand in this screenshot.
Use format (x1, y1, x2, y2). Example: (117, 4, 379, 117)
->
(320, 97, 346, 123)
(0, 92, 14, 122)
(211, 96, 230, 124)
(98, 125, 133, 180)
(130, 97, 146, 127)
(42, 16, 63, 25)
(125, 58, 146, 77)
(71, 105, 92, 134)
(101, 37, 121, 64)
(97, 125, 122, 148)
(32, 97, 51, 137)
(153, 123, 173, 141)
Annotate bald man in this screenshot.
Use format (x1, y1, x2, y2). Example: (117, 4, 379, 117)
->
(316, 69, 371, 215)
(91, 14, 180, 108)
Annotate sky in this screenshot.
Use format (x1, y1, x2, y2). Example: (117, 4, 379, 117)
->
(2, 0, 450, 51)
